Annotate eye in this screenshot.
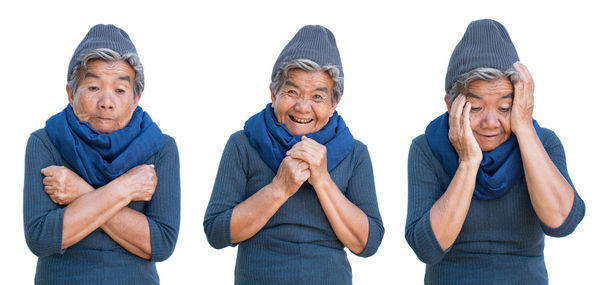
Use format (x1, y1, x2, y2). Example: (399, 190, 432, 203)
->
(499, 107, 511, 113)
(285, 89, 299, 98)
(87, 86, 99, 92)
(470, 107, 482, 112)
(115, 88, 126, 94)
(312, 94, 324, 102)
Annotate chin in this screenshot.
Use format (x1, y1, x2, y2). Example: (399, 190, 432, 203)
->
(91, 125, 115, 134)
(288, 129, 310, 136)
(286, 123, 316, 137)
(478, 140, 504, 152)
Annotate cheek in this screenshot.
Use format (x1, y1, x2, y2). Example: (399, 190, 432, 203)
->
(468, 113, 482, 129)
(272, 99, 289, 120)
(315, 106, 333, 123)
(72, 95, 94, 116)
(501, 115, 512, 133)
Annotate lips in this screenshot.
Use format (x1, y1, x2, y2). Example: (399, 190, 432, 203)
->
(289, 115, 313, 124)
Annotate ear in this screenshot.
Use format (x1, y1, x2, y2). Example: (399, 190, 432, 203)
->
(67, 85, 75, 105)
(444, 94, 451, 113)
(133, 93, 141, 107)
(329, 97, 340, 117)
(270, 85, 277, 106)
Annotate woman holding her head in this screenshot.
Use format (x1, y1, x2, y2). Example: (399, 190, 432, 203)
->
(405, 19, 585, 284)
(204, 25, 384, 285)
(23, 24, 180, 284)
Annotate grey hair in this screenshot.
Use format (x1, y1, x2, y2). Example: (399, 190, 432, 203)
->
(446, 67, 520, 104)
(68, 48, 144, 96)
(271, 58, 343, 104)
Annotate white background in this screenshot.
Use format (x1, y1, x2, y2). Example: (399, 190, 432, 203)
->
(1, 0, 598, 284)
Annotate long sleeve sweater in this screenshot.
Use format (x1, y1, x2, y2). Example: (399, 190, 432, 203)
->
(23, 129, 180, 285)
(405, 128, 585, 285)
(204, 130, 384, 285)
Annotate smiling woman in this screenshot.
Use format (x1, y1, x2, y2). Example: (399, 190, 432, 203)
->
(271, 65, 339, 136)
(204, 25, 384, 285)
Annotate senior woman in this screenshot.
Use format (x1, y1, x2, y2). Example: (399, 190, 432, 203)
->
(23, 24, 180, 284)
(204, 25, 384, 284)
(405, 19, 585, 284)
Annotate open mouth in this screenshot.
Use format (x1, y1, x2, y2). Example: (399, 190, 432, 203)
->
(289, 115, 313, 124)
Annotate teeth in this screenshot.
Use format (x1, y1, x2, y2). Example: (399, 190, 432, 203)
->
(291, 116, 312, 124)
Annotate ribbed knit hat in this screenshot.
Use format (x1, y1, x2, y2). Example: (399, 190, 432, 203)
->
(445, 19, 519, 93)
(272, 25, 344, 93)
(67, 24, 143, 90)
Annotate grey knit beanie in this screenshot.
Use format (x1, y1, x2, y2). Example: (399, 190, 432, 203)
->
(67, 24, 143, 90)
(445, 19, 519, 93)
(272, 25, 344, 93)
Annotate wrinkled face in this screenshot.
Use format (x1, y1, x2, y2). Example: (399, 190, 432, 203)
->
(271, 69, 338, 136)
(67, 59, 139, 134)
(463, 78, 514, 151)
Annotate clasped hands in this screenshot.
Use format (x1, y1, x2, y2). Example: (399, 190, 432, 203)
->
(449, 61, 535, 164)
(272, 136, 329, 197)
(41, 164, 158, 205)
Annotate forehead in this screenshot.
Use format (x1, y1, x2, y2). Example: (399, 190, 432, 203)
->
(285, 69, 333, 88)
(467, 78, 513, 99)
(84, 59, 135, 80)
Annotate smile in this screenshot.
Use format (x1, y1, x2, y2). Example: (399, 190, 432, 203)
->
(289, 115, 313, 124)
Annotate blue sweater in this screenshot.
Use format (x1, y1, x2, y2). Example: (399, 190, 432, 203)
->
(405, 128, 585, 285)
(204, 131, 384, 285)
(23, 129, 180, 285)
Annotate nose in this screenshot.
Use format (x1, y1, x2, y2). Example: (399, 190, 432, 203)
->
(480, 110, 501, 129)
(98, 91, 115, 111)
(293, 97, 311, 113)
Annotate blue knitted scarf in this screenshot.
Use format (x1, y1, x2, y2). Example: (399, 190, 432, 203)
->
(425, 112, 543, 200)
(45, 105, 162, 187)
(244, 103, 354, 173)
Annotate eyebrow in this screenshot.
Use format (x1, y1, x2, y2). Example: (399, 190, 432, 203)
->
(118, 76, 132, 82)
(84, 72, 131, 83)
(284, 80, 299, 89)
(84, 72, 100, 79)
(284, 81, 329, 93)
(466, 92, 514, 99)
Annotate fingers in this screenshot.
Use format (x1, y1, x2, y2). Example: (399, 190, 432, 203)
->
(513, 62, 534, 97)
(287, 139, 326, 164)
(450, 95, 466, 129)
(298, 160, 309, 170)
(41, 165, 60, 176)
(513, 62, 533, 83)
(462, 101, 472, 132)
(44, 184, 55, 194)
(298, 169, 311, 181)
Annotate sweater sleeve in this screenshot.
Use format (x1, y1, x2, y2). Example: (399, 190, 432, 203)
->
(345, 142, 384, 257)
(204, 133, 248, 249)
(405, 137, 449, 264)
(147, 135, 181, 262)
(538, 129, 585, 237)
(23, 131, 67, 257)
